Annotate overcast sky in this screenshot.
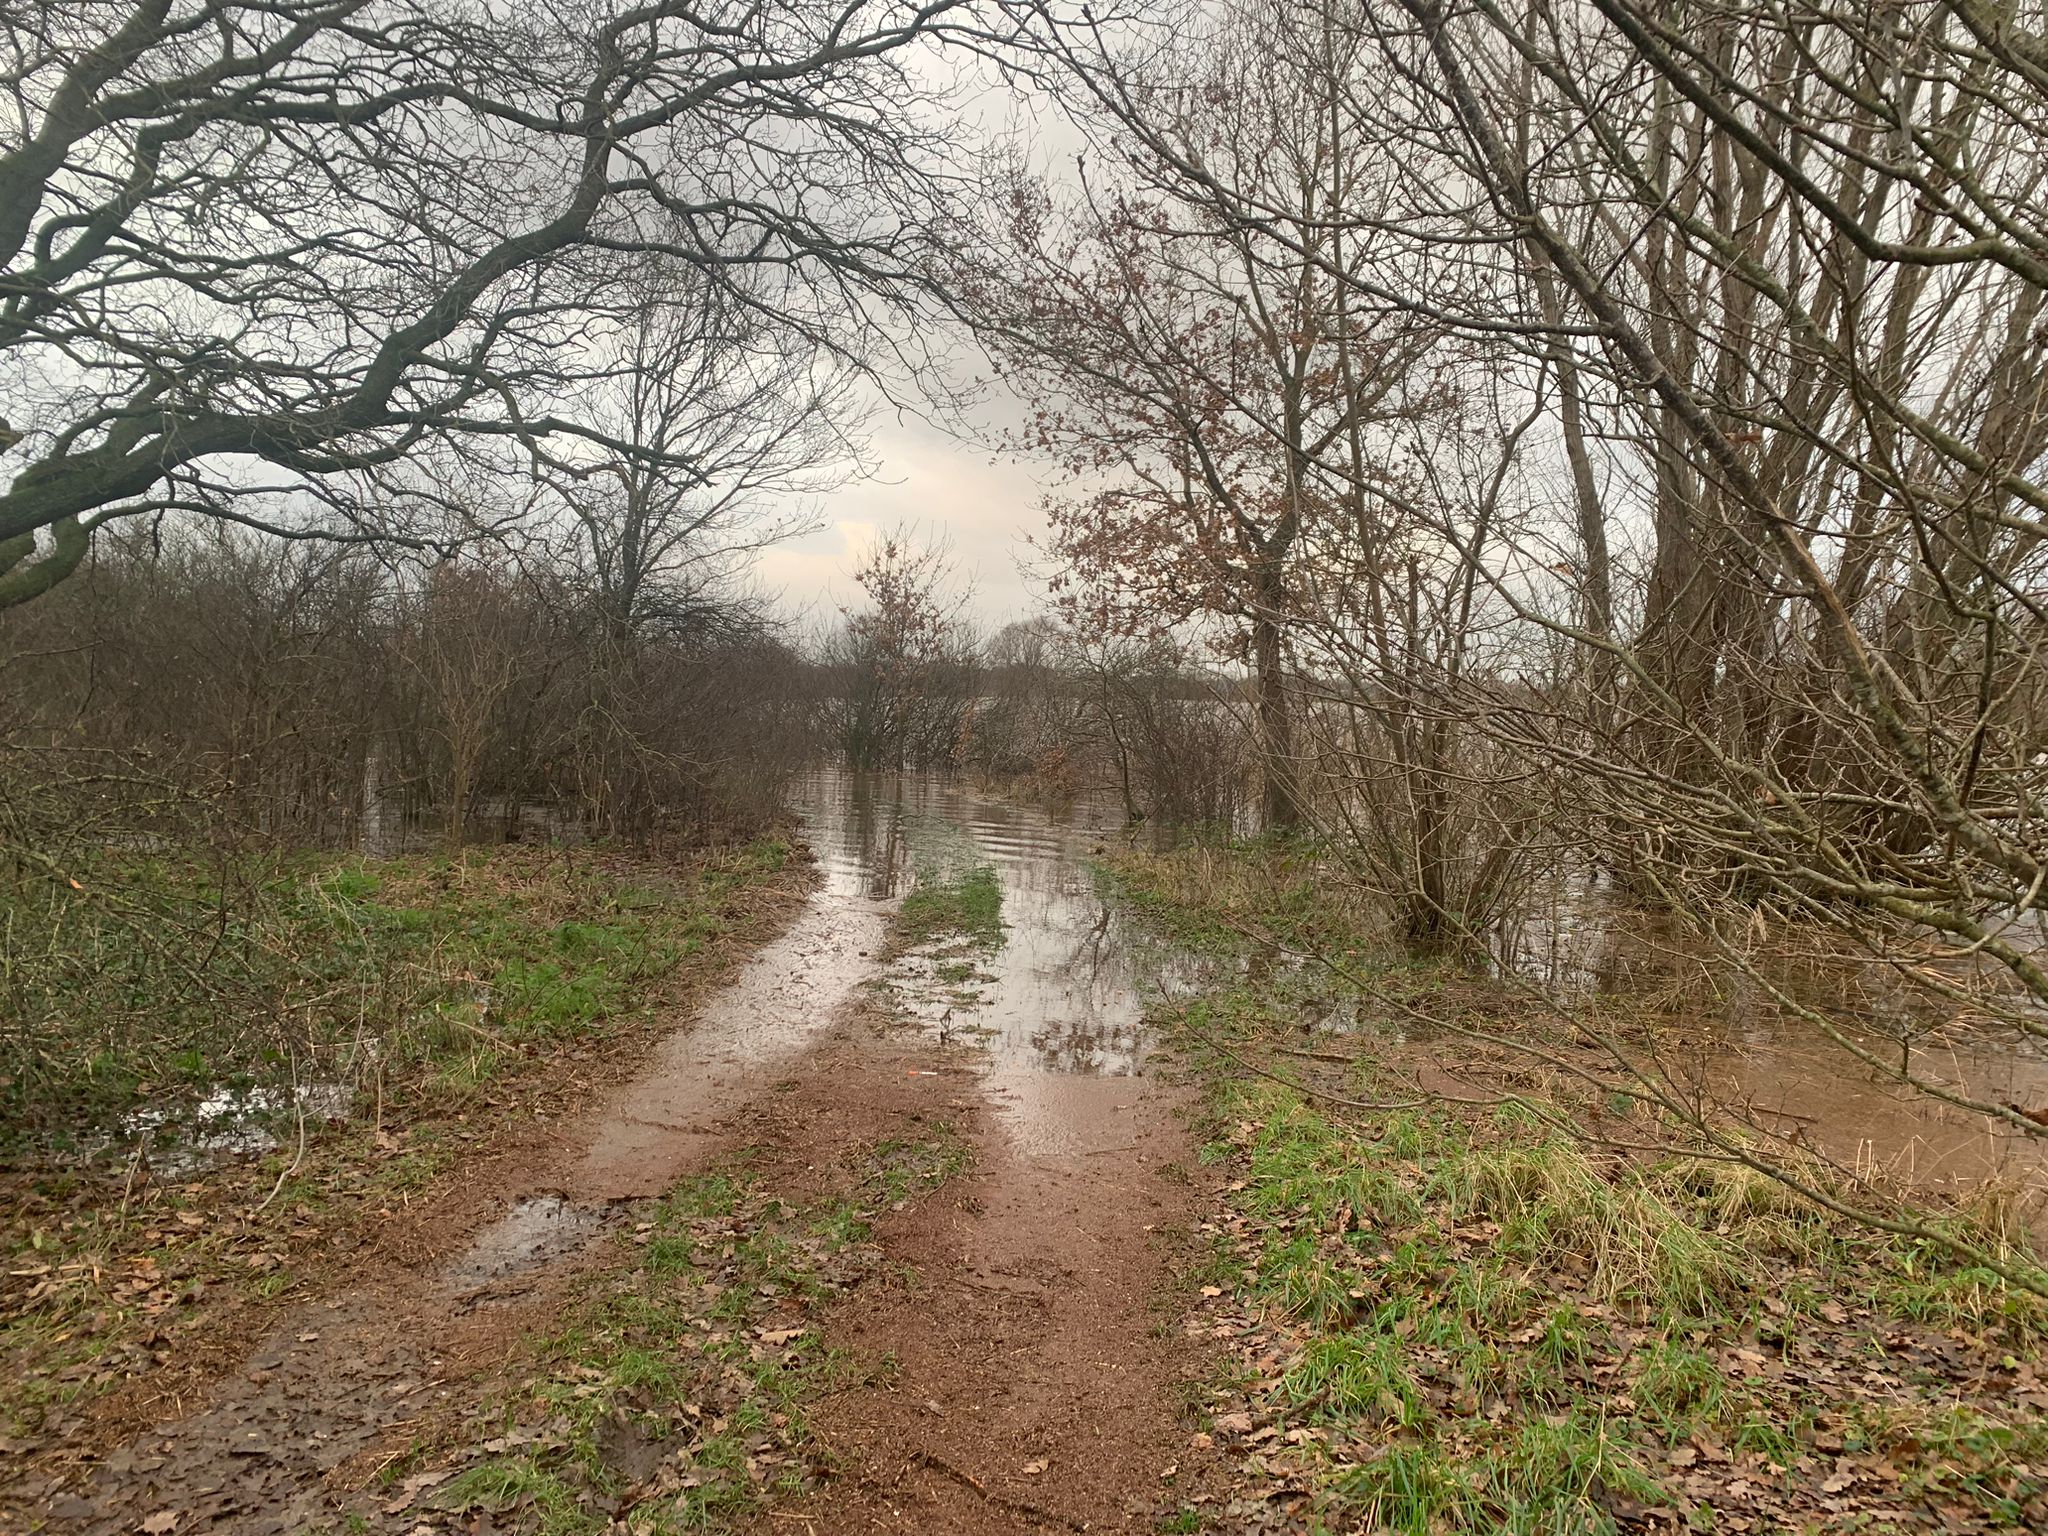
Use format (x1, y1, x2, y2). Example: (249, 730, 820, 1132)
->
(753, 47, 1091, 635)
(755, 387, 1054, 633)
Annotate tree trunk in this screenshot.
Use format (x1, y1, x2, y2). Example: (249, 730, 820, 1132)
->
(1251, 601, 1304, 833)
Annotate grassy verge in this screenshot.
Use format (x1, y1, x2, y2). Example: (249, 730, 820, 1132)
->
(1, 835, 806, 1440)
(378, 1131, 971, 1535)
(3, 835, 796, 1150)
(1106, 849, 2048, 1536)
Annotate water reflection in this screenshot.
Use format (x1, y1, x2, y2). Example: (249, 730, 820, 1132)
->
(788, 770, 1203, 1151)
(1491, 881, 2048, 1218)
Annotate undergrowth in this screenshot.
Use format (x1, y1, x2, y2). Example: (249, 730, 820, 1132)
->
(1105, 846, 2048, 1534)
(1, 836, 802, 1438)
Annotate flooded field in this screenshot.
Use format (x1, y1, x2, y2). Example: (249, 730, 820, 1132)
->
(1494, 880, 2048, 1220)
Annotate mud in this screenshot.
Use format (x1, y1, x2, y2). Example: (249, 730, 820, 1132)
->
(568, 858, 893, 1201)
(442, 1195, 614, 1290)
(9, 771, 1216, 1534)
(758, 1047, 1220, 1535)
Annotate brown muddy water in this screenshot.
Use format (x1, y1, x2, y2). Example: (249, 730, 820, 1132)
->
(1494, 884, 2048, 1223)
(449, 768, 1187, 1282)
(472, 769, 2047, 1259)
(789, 769, 1201, 1157)
(103, 765, 2048, 1233)
(790, 773, 2043, 1220)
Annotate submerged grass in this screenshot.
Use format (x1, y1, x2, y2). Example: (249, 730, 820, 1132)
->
(1107, 847, 2048, 1535)
(897, 861, 1004, 950)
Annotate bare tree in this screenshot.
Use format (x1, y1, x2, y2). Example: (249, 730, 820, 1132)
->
(1009, 0, 2048, 1272)
(961, 15, 1451, 832)
(0, 0, 967, 606)
(823, 529, 981, 771)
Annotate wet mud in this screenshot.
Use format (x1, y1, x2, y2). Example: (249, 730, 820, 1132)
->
(11, 771, 1214, 1534)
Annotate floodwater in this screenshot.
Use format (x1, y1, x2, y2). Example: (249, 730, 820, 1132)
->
(1494, 883, 2048, 1220)
(790, 769, 1198, 1155)
(781, 770, 2045, 1210)
(435, 766, 2048, 1280)
(116, 1082, 354, 1177)
(568, 803, 896, 1200)
(444, 1194, 611, 1288)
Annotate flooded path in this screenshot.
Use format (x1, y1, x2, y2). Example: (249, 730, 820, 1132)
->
(758, 773, 1217, 1532)
(792, 770, 1194, 1151)
(15, 771, 1214, 1535)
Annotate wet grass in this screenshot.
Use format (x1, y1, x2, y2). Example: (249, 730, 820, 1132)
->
(897, 862, 1004, 950)
(1092, 836, 1381, 964)
(1104, 849, 2048, 1534)
(2, 834, 794, 1151)
(1191, 1074, 2048, 1532)
(417, 1129, 970, 1534)
(0, 836, 804, 1441)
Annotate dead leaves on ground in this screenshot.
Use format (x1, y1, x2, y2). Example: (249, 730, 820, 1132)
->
(1173, 1112, 2047, 1534)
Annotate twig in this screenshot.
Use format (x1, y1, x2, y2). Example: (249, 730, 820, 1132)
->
(914, 1449, 1086, 1531)
(255, 1082, 309, 1215)
(1170, 1003, 1423, 1113)
(117, 1135, 148, 1226)
(1269, 1043, 1365, 1064)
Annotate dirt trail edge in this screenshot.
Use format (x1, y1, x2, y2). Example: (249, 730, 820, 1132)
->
(747, 1024, 1223, 1535)
(15, 782, 1224, 1535)
(11, 868, 891, 1535)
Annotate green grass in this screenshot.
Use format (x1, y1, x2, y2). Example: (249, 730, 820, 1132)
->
(1192, 1075, 2048, 1531)
(0, 835, 802, 1441)
(897, 862, 1004, 950)
(1104, 845, 2048, 1533)
(1, 835, 791, 1151)
(422, 1127, 969, 1534)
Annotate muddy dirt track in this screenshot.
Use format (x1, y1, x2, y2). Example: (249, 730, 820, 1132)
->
(9, 774, 1222, 1535)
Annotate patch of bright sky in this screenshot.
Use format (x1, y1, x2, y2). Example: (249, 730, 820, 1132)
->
(755, 387, 1056, 633)
(755, 29, 1095, 633)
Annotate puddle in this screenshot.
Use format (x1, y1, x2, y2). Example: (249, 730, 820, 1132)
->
(445, 1195, 612, 1288)
(119, 1081, 354, 1176)
(571, 799, 897, 1198)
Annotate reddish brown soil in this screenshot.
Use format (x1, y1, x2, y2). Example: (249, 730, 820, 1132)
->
(733, 1020, 1228, 1535)
(4, 882, 1223, 1535)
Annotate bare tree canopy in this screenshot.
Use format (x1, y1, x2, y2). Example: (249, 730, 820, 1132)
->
(0, 0, 971, 605)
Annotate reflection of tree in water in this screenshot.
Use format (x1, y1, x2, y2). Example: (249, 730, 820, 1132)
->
(841, 773, 912, 899)
(1028, 905, 1147, 1073)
